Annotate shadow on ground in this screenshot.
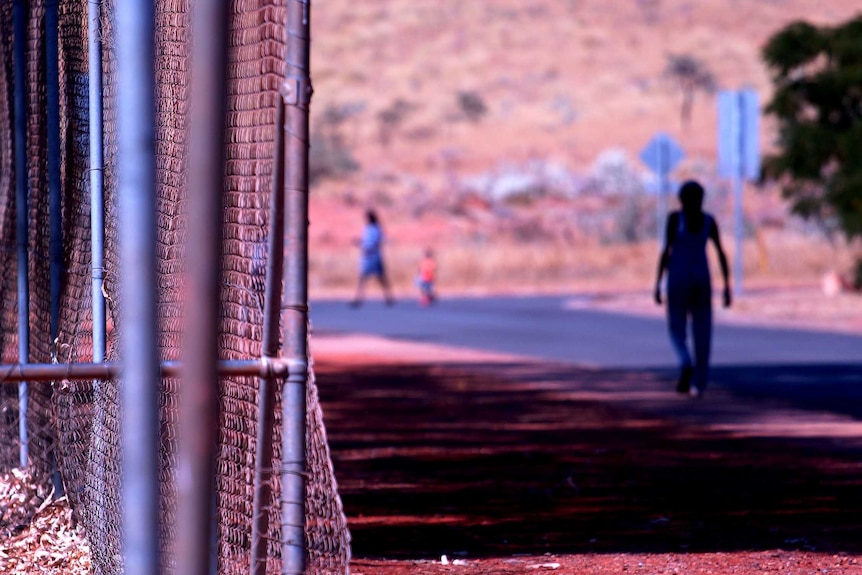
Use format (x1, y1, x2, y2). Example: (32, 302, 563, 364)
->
(315, 361, 862, 559)
(710, 363, 862, 418)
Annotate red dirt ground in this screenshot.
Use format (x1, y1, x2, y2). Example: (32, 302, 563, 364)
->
(313, 338, 862, 575)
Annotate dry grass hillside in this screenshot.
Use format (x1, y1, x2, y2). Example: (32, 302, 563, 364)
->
(307, 0, 862, 299)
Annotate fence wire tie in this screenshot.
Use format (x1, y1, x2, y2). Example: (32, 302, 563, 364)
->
(279, 534, 307, 546)
(223, 281, 265, 324)
(62, 361, 74, 390)
(253, 533, 282, 544)
(279, 466, 310, 480)
(101, 281, 115, 318)
(281, 125, 310, 148)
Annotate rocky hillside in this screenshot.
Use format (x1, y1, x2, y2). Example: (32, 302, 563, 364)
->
(310, 0, 859, 189)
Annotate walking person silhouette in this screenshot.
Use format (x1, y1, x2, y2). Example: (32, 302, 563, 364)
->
(654, 180, 732, 398)
(350, 209, 395, 307)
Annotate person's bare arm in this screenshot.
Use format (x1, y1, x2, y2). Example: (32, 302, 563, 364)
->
(709, 218, 732, 307)
(654, 213, 677, 305)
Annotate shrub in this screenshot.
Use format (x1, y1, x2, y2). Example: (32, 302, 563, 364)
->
(456, 91, 488, 122)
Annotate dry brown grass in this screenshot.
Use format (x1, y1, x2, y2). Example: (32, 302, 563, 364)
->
(310, 233, 859, 298)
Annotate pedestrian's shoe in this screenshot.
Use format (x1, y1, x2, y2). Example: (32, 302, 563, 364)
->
(689, 386, 702, 399)
(676, 365, 693, 394)
(348, 300, 361, 308)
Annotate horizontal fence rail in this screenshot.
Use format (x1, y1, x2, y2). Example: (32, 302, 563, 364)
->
(0, 358, 307, 384)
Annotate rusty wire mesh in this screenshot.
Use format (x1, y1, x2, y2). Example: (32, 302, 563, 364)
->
(0, 2, 350, 574)
(0, 0, 56, 486)
(0, 2, 20, 472)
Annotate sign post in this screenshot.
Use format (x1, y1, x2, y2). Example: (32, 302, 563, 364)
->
(718, 89, 759, 297)
(640, 132, 685, 242)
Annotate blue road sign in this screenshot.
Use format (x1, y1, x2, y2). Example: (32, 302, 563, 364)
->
(718, 89, 760, 181)
(718, 88, 760, 298)
(640, 133, 685, 242)
(639, 132, 685, 176)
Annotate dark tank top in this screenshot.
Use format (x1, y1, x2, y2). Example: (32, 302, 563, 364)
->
(668, 212, 711, 286)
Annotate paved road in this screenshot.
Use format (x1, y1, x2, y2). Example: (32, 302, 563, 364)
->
(314, 299, 862, 559)
(311, 295, 862, 369)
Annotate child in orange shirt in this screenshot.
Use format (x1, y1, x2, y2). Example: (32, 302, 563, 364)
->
(416, 249, 437, 306)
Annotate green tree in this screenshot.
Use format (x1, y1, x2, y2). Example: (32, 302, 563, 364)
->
(763, 17, 862, 258)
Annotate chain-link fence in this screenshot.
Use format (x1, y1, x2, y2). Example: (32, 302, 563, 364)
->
(0, 2, 350, 574)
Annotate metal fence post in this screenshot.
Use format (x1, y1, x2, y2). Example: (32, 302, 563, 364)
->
(250, 95, 286, 575)
(116, 1, 160, 574)
(12, 0, 30, 470)
(282, 1, 313, 573)
(734, 91, 746, 298)
(88, 0, 107, 507)
(88, 0, 106, 364)
(46, 0, 66, 496)
(176, 1, 230, 574)
(88, 0, 107, 525)
(47, 0, 62, 343)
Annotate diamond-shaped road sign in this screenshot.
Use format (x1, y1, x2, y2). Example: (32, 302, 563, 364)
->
(639, 132, 685, 177)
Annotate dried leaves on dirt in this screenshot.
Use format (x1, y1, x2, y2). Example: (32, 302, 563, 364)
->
(0, 469, 91, 574)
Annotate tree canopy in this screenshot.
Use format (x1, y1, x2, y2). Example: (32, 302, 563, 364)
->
(763, 16, 862, 244)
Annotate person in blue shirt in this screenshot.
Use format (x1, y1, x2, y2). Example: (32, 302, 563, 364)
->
(350, 209, 395, 307)
(654, 180, 732, 398)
